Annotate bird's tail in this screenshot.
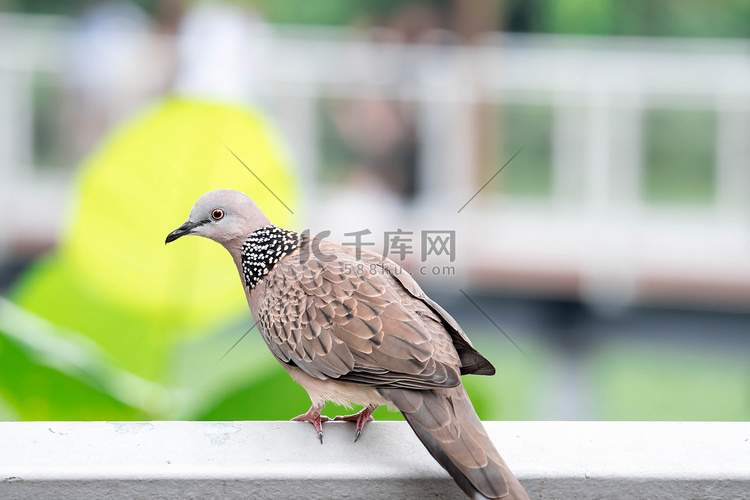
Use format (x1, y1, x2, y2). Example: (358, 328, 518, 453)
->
(379, 385, 529, 500)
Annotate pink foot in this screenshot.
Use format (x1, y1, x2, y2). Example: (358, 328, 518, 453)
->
(333, 404, 378, 442)
(291, 402, 330, 444)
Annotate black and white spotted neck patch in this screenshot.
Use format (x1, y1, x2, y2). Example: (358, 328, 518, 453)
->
(241, 225, 299, 291)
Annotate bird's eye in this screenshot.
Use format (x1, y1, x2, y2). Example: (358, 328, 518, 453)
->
(211, 209, 224, 220)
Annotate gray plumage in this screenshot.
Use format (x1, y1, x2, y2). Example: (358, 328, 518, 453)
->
(167, 189, 529, 500)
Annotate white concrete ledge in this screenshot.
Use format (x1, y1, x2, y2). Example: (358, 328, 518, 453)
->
(0, 421, 748, 499)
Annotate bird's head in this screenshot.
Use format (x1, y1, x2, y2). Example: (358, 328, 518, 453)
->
(166, 189, 271, 247)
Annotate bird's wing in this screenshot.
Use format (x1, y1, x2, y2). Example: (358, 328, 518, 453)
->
(354, 247, 495, 376)
(256, 239, 462, 390)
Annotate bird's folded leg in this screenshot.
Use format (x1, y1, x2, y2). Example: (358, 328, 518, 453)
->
(291, 402, 330, 444)
(333, 404, 378, 442)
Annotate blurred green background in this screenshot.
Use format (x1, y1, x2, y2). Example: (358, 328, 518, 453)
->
(8, 0, 750, 38)
(0, 0, 748, 424)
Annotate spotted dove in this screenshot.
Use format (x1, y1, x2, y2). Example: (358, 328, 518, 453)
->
(166, 189, 529, 500)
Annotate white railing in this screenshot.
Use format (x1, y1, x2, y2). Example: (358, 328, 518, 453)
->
(1, 14, 750, 306)
(0, 421, 747, 499)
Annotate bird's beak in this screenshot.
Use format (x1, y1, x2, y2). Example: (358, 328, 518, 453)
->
(165, 220, 204, 244)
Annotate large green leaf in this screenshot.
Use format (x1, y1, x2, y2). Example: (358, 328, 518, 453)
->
(1, 97, 298, 420)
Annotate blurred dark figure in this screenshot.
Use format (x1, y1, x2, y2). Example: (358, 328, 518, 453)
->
(325, 0, 500, 203)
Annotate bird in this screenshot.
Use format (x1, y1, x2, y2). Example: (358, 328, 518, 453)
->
(166, 189, 529, 500)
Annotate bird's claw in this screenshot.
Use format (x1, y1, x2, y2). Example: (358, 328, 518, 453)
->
(333, 404, 378, 442)
(291, 404, 330, 444)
